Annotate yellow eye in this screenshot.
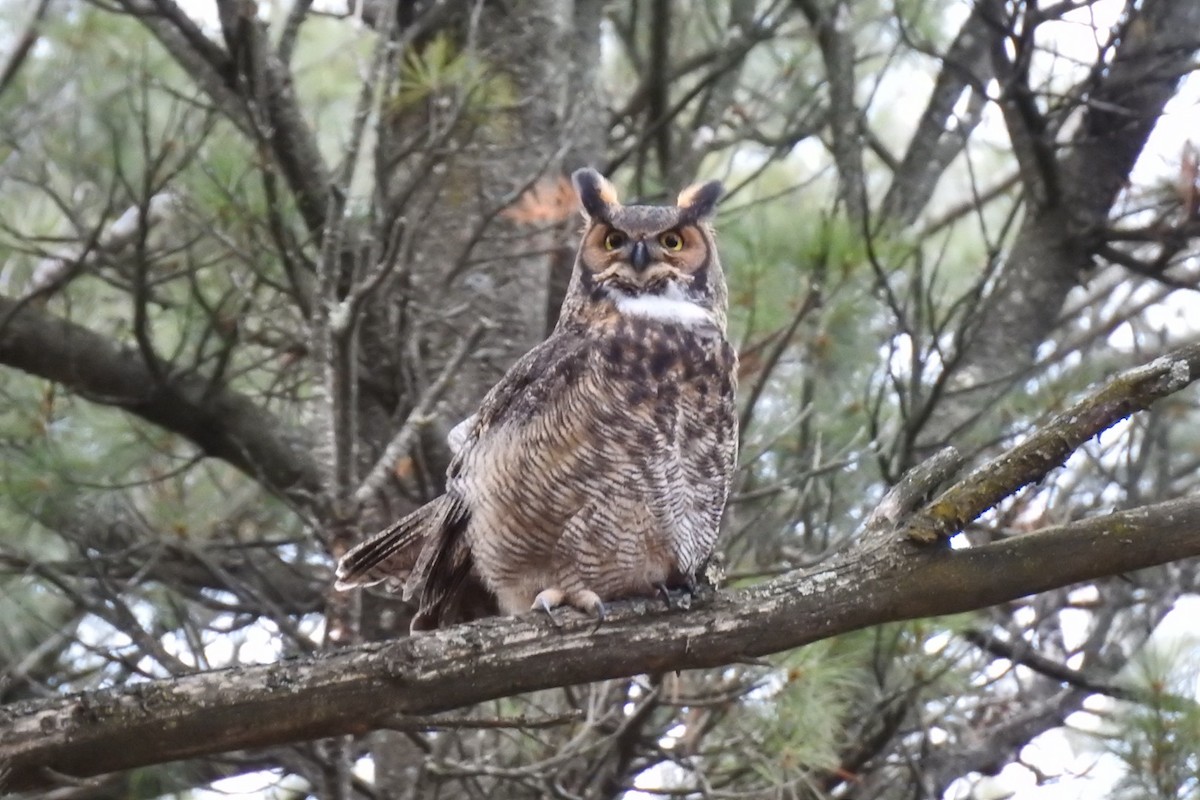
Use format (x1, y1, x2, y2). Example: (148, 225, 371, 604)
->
(659, 231, 684, 251)
(604, 231, 627, 250)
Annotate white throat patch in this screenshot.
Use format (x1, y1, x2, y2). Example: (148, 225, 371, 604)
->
(611, 287, 713, 327)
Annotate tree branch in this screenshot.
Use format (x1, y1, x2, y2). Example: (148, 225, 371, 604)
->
(4, 486, 1199, 790)
(795, 0, 867, 225)
(910, 340, 1200, 541)
(0, 294, 321, 506)
(917, 0, 1200, 451)
(880, 0, 996, 226)
(0, 0, 51, 100)
(1062, 0, 1200, 220)
(962, 629, 1148, 705)
(116, 0, 334, 233)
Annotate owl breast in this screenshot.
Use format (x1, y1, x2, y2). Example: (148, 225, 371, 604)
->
(452, 313, 738, 615)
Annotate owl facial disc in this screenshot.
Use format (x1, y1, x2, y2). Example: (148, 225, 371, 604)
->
(564, 168, 728, 332)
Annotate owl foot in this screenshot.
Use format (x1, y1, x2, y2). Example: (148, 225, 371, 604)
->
(655, 578, 698, 611)
(531, 587, 607, 627)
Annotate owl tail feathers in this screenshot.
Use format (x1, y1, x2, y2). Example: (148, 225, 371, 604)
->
(403, 495, 470, 602)
(408, 499, 475, 631)
(333, 496, 460, 592)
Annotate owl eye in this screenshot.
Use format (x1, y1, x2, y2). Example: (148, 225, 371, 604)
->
(659, 231, 684, 251)
(604, 231, 627, 250)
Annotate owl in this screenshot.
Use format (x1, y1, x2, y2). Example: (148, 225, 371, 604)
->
(336, 169, 738, 631)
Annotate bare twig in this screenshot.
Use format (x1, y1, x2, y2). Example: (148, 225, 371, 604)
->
(354, 321, 490, 507)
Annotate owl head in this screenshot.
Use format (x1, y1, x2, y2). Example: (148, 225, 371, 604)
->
(558, 169, 728, 331)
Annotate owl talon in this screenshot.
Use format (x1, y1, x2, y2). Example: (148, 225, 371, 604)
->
(541, 605, 562, 628)
(590, 605, 606, 633)
(532, 589, 565, 627)
(573, 589, 605, 621)
(655, 580, 699, 611)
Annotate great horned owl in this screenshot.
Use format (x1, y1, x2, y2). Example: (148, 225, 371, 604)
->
(336, 169, 738, 631)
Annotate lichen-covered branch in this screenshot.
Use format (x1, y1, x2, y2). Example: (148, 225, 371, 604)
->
(908, 341, 1200, 542)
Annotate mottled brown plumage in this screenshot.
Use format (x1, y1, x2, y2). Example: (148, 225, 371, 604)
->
(336, 169, 738, 631)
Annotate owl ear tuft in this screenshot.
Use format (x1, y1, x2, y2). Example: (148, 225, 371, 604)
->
(572, 168, 620, 220)
(677, 180, 724, 222)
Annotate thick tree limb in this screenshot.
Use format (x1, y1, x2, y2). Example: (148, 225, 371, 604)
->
(880, 1, 996, 226)
(0, 294, 321, 506)
(4, 490, 1199, 790)
(795, 0, 867, 224)
(4, 334, 1199, 789)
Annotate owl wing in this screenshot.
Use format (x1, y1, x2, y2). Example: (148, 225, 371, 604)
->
(405, 327, 595, 613)
(449, 329, 594, 459)
(337, 406, 481, 593)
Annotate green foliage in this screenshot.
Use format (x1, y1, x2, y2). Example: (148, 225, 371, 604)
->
(745, 637, 872, 776)
(391, 32, 516, 122)
(1103, 630, 1200, 800)
(0, 5, 309, 700)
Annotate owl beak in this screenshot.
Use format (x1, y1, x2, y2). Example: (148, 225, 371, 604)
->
(630, 240, 651, 272)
